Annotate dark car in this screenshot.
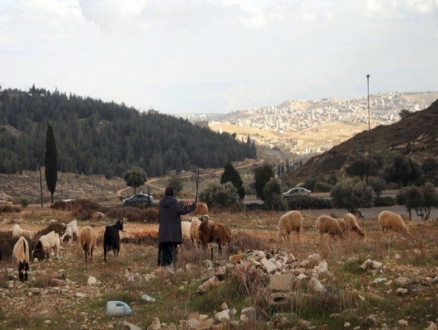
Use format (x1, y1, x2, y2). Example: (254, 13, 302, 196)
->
(282, 187, 311, 200)
(122, 193, 154, 205)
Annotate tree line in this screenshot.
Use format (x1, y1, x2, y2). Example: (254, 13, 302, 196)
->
(0, 86, 256, 177)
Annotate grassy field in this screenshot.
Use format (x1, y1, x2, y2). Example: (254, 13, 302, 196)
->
(1, 206, 438, 329)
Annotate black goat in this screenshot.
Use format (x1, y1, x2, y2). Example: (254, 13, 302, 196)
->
(103, 219, 124, 262)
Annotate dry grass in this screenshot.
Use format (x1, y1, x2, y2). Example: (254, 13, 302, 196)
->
(0, 208, 438, 329)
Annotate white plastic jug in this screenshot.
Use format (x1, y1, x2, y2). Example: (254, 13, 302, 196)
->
(106, 301, 132, 316)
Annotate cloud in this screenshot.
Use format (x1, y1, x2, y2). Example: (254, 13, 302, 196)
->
(0, 0, 437, 113)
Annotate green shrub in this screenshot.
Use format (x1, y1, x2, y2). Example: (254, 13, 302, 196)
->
(374, 196, 395, 207)
(106, 206, 158, 223)
(313, 181, 333, 192)
(200, 182, 245, 212)
(287, 196, 333, 210)
(0, 204, 22, 213)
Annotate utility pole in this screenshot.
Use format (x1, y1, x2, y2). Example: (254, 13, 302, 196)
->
(367, 74, 371, 184)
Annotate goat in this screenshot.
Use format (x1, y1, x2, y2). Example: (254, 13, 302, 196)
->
(79, 226, 97, 264)
(60, 219, 78, 243)
(184, 200, 209, 216)
(198, 219, 231, 256)
(104, 219, 124, 262)
(12, 224, 34, 240)
(13, 236, 30, 282)
(33, 231, 60, 260)
(190, 215, 209, 245)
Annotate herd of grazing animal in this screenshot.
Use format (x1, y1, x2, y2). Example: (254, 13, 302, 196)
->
(5, 204, 411, 283)
(277, 209, 410, 241)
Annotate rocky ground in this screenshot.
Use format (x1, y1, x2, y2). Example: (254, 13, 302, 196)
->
(2, 210, 438, 329)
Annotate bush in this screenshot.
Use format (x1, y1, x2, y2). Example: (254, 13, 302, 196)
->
(263, 178, 287, 211)
(0, 204, 22, 213)
(199, 182, 245, 212)
(374, 196, 396, 207)
(313, 182, 333, 192)
(287, 196, 333, 210)
(106, 206, 158, 223)
(69, 199, 105, 220)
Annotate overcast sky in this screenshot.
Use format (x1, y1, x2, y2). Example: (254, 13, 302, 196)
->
(1, 0, 437, 114)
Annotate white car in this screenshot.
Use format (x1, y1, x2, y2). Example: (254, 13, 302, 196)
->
(282, 187, 311, 200)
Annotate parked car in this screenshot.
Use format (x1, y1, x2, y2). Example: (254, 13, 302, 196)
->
(282, 187, 311, 200)
(122, 193, 153, 205)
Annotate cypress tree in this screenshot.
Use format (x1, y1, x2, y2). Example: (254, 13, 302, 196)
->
(221, 161, 245, 199)
(45, 122, 58, 203)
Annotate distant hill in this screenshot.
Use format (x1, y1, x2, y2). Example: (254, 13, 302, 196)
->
(180, 91, 438, 160)
(284, 98, 438, 183)
(0, 86, 256, 177)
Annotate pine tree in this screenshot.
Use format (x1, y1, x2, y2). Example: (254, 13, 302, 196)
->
(45, 122, 58, 203)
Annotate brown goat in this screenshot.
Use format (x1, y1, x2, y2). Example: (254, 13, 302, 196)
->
(184, 200, 208, 216)
(198, 220, 231, 256)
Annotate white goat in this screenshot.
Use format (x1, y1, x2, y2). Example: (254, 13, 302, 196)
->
(190, 215, 209, 245)
(13, 236, 30, 282)
(33, 231, 60, 259)
(60, 219, 78, 243)
(181, 221, 192, 241)
(12, 224, 35, 240)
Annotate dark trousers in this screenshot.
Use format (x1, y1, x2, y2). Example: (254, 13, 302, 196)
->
(157, 242, 179, 267)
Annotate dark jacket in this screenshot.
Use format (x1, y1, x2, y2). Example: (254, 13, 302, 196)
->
(158, 196, 196, 243)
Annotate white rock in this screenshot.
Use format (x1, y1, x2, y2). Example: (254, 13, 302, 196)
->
(87, 276, 97, 286)
(141, 294, 156, 302)
(261, 258, 278, 273)
(425, 321, 438, 330)
(314, 260, 328, 273)
(396, 288, 409, 295)
(214, 309, 230, 322)
(397, 319, 409, 327)
(309, 277, 327, 293)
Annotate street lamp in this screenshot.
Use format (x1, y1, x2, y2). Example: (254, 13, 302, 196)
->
(367, 74, 371, 184)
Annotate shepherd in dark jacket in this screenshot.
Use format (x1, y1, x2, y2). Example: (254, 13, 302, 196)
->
(158, 186, 196, 269)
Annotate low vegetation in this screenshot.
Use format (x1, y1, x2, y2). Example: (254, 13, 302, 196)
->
(1, 203, 438, 329)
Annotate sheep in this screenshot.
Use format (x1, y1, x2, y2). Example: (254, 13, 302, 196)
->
(184, 200, 208, 216)
(79, 226, 97, 264)
(198, 219, 231, 256)
(337, 218, 346, 235)
(103, 219, 124, 262)
(12, 236, 30, 282)
(344, 213, 365, 238)
(277, 210, 303, 240)
(60, 219, 78, 243)
(378, 210, 409, 236)
(33, 231, 61, 260)
(190, 215, 209, 244)
(12, 224, 35, 240)
(315, 215, 345, 240)
(181, 221, 192, 241)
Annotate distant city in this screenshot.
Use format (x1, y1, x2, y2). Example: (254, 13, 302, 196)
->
(173, 91, 438, 158)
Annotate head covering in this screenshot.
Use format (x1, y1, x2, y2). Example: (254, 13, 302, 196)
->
(165, 186, 174, 197)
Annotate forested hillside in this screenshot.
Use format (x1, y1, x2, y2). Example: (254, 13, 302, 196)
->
(0, 86, 256, 177)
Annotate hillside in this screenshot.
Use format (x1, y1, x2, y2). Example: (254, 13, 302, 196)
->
(285, 98, 438, 182)
(0, 87, 256, 177)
